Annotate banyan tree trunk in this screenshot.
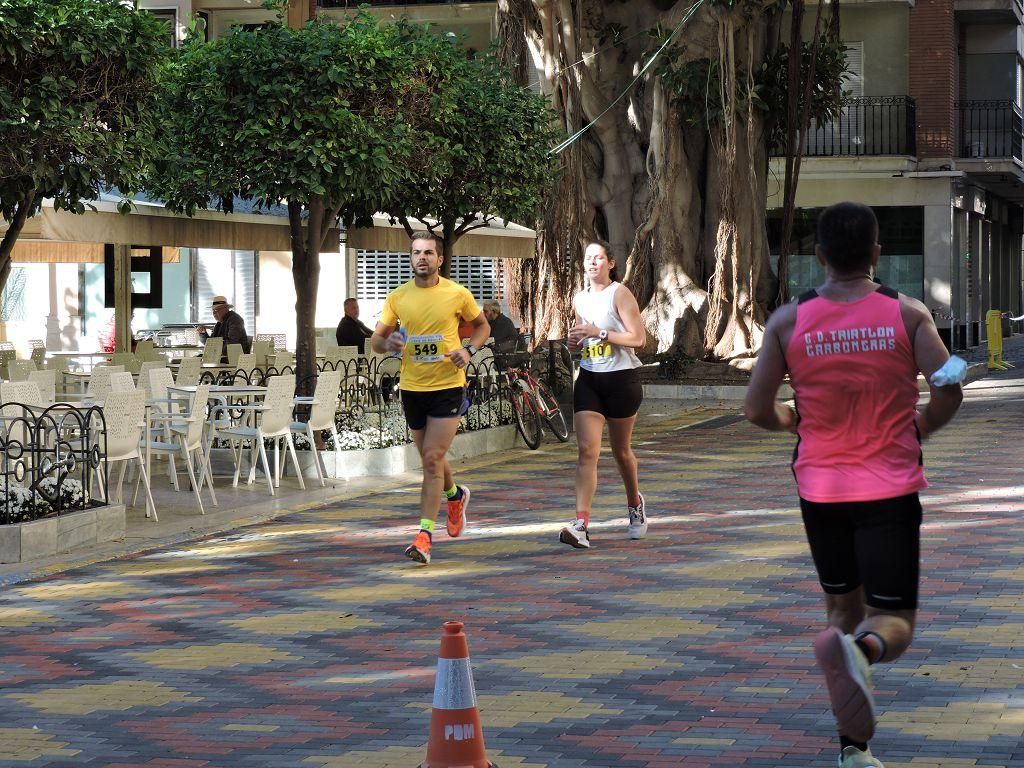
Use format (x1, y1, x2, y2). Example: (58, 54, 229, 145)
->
(500, 0, 776, 362)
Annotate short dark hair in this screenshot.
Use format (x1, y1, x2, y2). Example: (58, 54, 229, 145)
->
(816, 202, 878, 272)
(410, 230, 443, 257)
(344, 297, 357, 305)
(587, 240, 619, 282)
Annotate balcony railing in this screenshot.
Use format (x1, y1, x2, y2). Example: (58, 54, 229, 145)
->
(771, 96, 916, 158)
(957, 100, 1023, 162)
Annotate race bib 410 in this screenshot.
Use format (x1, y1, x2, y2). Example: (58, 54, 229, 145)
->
(408, 334, 445, 363)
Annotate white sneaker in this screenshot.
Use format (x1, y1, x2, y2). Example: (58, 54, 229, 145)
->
(838, 745, 884, 768)
(559, 518, 590, 549)
(627, 493, 648, 539)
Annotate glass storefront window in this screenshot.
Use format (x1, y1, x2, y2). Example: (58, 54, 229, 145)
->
(767, 206, 924, 300)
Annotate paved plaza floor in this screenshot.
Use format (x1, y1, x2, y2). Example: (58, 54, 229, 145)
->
(1, 357, 1024, 766)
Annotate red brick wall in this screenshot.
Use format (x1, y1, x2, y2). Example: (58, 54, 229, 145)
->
(910, 0, 956, 159)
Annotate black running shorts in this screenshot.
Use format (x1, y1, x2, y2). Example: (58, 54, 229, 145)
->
(800, 492, 923, 611)
(400, 387, 468, 431)
(573, 367, 643, 419)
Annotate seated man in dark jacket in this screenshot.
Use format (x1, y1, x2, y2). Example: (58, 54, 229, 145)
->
(197, 295, 250, 362)
(336, 297, 373, 353)
(483, 300, 519, 351)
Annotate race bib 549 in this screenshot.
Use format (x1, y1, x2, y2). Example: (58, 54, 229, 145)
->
(408, 334, 445, 363)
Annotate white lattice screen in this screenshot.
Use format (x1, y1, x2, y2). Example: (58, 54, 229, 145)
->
(356, 251, 504, 301)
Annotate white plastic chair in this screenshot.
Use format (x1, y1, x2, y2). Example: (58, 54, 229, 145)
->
(214, 374, 303, 496)
(138, 382, 216, 516)
(27, 370, 56, 403)
(7, 360, 37, 381)
(289, 369, 342, 487)
(82, 365, 126, 403)
(110, 371, 136, 393)
(251, 339, 273, 367)
(112, 352, 141, 374)
(137, 361, 167, 396)
(235, 353, 257, 373)
(99, 389, 155, 517)
(226, 343, 242, 367)
(134, 339, 156, 360)
(175, 356, 202, 385)
(201, 337, 222, 363)
(271, 350, 295, 369)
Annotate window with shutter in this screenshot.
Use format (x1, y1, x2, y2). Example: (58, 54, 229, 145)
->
(194, 249, 256, 329)
(356, 251, 504, 301)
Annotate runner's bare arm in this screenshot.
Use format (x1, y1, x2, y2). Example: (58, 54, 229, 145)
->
(370, 321, 402, 355)
(567, 299, 586, 349)
(609, 286, 646, 348)
(744, 305, 798, 433)
(901, 296, 963, 438)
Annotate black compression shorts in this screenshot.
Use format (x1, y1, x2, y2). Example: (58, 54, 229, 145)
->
(573, 367, 643, 419)
(400, 387, 468, 431)
(800, 492, 922, 611)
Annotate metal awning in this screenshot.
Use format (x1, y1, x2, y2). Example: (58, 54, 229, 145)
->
(3, 201, 536, 260)
(347, 214, 536, 259)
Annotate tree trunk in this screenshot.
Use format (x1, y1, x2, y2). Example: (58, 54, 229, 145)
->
(289, 199, 321, 398)
(500, 0, 777, 361)
(0, 194, 37, 302)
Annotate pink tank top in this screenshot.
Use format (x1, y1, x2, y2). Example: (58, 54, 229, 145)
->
(786, 286, 926, 503)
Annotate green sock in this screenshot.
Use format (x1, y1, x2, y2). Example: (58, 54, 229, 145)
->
(444, 484, 460, 500)
(419, 518, 434, 541)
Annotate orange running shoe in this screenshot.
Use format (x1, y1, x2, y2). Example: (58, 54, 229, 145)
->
(446, 485, 471, 538)
(404, 531, 432, 564)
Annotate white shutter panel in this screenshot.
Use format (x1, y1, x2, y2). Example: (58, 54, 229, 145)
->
(843, 42, 864, 98)
(233, 251, 256, 331)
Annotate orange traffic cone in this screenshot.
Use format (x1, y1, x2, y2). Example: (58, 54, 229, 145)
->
(421, 621, 496, 768)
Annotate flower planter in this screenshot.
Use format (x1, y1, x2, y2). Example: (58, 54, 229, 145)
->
(0, 504, 126, 564)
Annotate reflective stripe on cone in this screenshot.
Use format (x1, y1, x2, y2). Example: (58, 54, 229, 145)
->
(420, 621, 495, 768)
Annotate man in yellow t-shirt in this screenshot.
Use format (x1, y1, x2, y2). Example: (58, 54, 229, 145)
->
(370, 231, 491, 564)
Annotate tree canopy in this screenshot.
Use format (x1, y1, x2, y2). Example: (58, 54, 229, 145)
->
(152, 12, 560, 388)
(372, 34, 560, 268)
(0, 0, 168, 293)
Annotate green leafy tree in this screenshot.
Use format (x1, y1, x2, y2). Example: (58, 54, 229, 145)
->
(150, 14, 423, 391)
(0, 0, 167, 299)
(375, 35, 561, 276)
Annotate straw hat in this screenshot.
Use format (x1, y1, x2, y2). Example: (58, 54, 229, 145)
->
(211, 295, 232, 308)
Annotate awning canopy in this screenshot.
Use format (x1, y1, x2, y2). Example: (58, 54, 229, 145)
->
(347, 215, 537, 260)
(3, 201, 537, 261)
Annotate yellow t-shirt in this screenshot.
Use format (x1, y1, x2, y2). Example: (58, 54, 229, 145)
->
(379, 277, 482, 392)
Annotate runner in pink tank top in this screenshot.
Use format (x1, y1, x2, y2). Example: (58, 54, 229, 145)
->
(745, 203, 963, 768)
(788, 285, 925, 503)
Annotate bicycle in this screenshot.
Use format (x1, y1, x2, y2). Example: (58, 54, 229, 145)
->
(492, 348, 570, 449)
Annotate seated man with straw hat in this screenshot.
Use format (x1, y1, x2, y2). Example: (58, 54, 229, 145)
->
(197, 295, 250, 362)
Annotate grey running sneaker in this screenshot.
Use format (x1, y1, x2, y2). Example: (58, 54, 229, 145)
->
(814, 627, 876, 743)
(559, 518, 590, 549)
(627, 493, 648, 539)
(838, 745, 884, 768)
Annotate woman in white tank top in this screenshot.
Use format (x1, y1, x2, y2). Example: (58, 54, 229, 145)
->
(559, 241, 648, 550)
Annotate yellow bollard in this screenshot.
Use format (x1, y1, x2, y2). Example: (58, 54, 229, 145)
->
(986, 310, 1012, 370)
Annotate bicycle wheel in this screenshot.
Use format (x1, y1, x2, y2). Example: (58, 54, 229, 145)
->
(510, 383, 542, 450)
(535, 381, 569, 441)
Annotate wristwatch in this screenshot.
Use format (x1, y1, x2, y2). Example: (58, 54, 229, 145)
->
(598, 329, 608, 341)
(466, 344, 478, 355)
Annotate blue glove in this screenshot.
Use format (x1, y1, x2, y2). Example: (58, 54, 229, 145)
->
(930, 355, 967, 386)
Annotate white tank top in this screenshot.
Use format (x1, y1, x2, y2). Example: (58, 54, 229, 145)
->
(575, 282, 642, 373)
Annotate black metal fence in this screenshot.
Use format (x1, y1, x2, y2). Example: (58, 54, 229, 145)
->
(0, 403, 108, 525)
(957, 100, 1023, 162)
(775, 96, 917, 157)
